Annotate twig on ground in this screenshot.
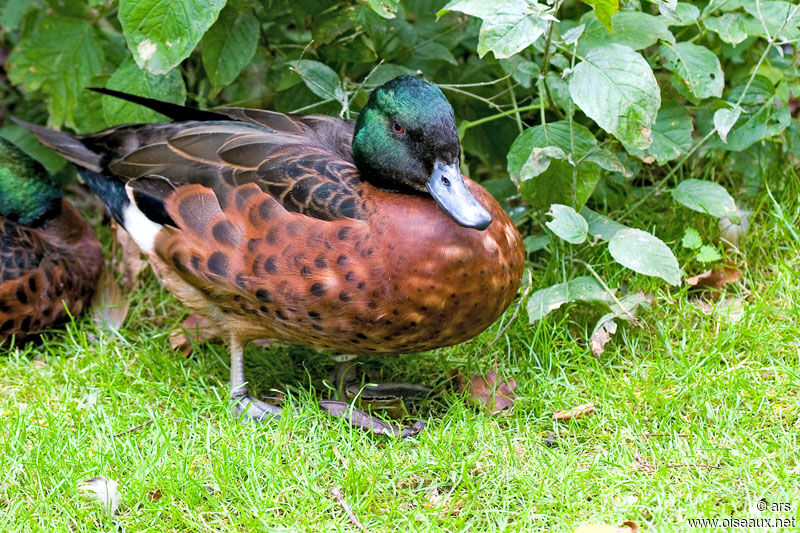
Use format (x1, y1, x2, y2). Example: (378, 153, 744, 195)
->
(113, 419, 154, 438)
(329, 486, 366, 532)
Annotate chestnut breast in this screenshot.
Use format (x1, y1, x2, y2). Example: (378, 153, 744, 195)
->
(359, 178, 524, 353)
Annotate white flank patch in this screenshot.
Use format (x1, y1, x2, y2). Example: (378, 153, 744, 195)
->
(137, 39, 157, 61)
(122, 202, 162, 253)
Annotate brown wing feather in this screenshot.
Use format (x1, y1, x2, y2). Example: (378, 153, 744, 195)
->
(95, 117, 365, 223)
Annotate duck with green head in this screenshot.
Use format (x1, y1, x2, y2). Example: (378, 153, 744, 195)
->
(20, 75, 524, 435)
(0, 138, 103, 343)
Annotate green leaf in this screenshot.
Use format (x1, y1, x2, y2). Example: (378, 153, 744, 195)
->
(704, 13, 749, 45)
(681, 227, 703, 250)
(568, 44, 660, 150)
(1, 0, 34, 30)
(118, 0, 226, 74)
(508, 121, 601, 210)
(365, 0, 399, 19)
(580, 207, 628, 241)
(288, 60, 347, 106)
(579, 11, 674, 53)
(365, 64, 417, 86)
(696, 244, 722, 263)
(660, 2, 700, 26)
(609, 228, 681, 285)
(546, 204, 588, 244)
(103, 57, 186, 126)
(526, 276, 613, 322)
(579, 0, 618, 32)
(713, 106, 741, 144)
(499, 57, 538, 89)
(741, 0, 800, 42)
(671, 179, 738, 220)
(628, 106, 693, 164)
(524, 234, 550, 254)
(201, 7, 260, 93)
(660, 42, 724, 100)
(7, 16, 105, 128)
(0, 124, 67, 175)
(440, 0, 552, 58)
(722, 99, 791, 151)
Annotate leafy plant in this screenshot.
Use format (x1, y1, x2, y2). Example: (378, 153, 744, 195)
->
(0, 0, 797, 344)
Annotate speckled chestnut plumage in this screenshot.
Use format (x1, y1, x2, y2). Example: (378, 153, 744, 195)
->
(0, 139, 103, 344)
(20, 76, 524, 428)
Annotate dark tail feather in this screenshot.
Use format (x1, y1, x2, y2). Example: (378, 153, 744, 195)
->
(89, 88, 230, 123)
(10, 117, 104, 172)
(77, 168, 128, 225)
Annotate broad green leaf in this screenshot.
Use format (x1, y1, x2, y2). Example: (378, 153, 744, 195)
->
(499, 56, 538, 89)
(440, 0, 552, 58)
(608, 228, 681, 285)
(681, 227, 703, 250)
(704, 13, 749, 45)
(660, 42, 724, 99)
(0, 124, 67, 175)
(201, 7, 260, 93)
(524, 234, 550, 254)
(7, 16, 105, 128)
(722, 99, 791, 151)
(580, 207, 628, 241)
(508, 121, 601, 210)
(742, 0, 800, 42)
(1, 0, 34, 30)
(671, 179, 738, 220)
(119, 0, 226, 74)
(103, 57, 186, 126)
(288, 60, 347, 106)
(583, 147, 629, 175)
(568, 44, 660, 150)
(519, 146, 567, 179)
(546, 204, 588, 244)
(366, 0, 399, 19)
(628, 106, 692, 163)
(696, 245, 722, 263)
(713, 106, 741, 144)
(579, 11, 674, 53)
(660, 2, 700, 26)
(579, 0, 619, 32)
(526, 276, 613, 322)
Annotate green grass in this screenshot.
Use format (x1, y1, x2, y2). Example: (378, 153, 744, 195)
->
(1, 163, 799, 532)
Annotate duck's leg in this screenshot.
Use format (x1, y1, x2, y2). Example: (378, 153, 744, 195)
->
(330, 355, 432, 403)
(229, 336, 282, 422)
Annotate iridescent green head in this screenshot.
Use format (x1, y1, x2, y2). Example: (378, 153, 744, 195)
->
(0, 138, 62, 225)
(352, 76, 491, 230)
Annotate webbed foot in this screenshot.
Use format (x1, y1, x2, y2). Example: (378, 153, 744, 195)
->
(230, 391, 283, 423)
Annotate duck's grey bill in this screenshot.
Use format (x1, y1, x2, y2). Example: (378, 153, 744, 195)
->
(426, 161, 492, 230)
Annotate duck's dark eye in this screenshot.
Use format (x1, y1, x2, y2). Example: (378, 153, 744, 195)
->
(392, 120, 405, 134)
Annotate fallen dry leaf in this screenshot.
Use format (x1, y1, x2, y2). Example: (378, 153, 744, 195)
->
(452, 370, 517, 415)
(90, 270, 130, 332)
(114, 222, 148, 290)
(79, 476, 121, 515)
(590, 317, 617, 357)
(552, 403, 596, 421)
(686, 265, 741, 297)
(169, 314, 222, 356)
(147, 488, 163, 502)
(575, 521, 638, 533)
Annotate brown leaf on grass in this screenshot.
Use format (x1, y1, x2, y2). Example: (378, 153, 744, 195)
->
(169, 314, 223, 356)
(552, 403, 596, 421)
(590, 318, 617, 357)
(91, 270, 130, 332)
(114, 222, 149, 290)
(147, 488, 163, 502)
(574, 521, 638, 533)
(686, 265, 741, 296)
(452, 370, 517, 415)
